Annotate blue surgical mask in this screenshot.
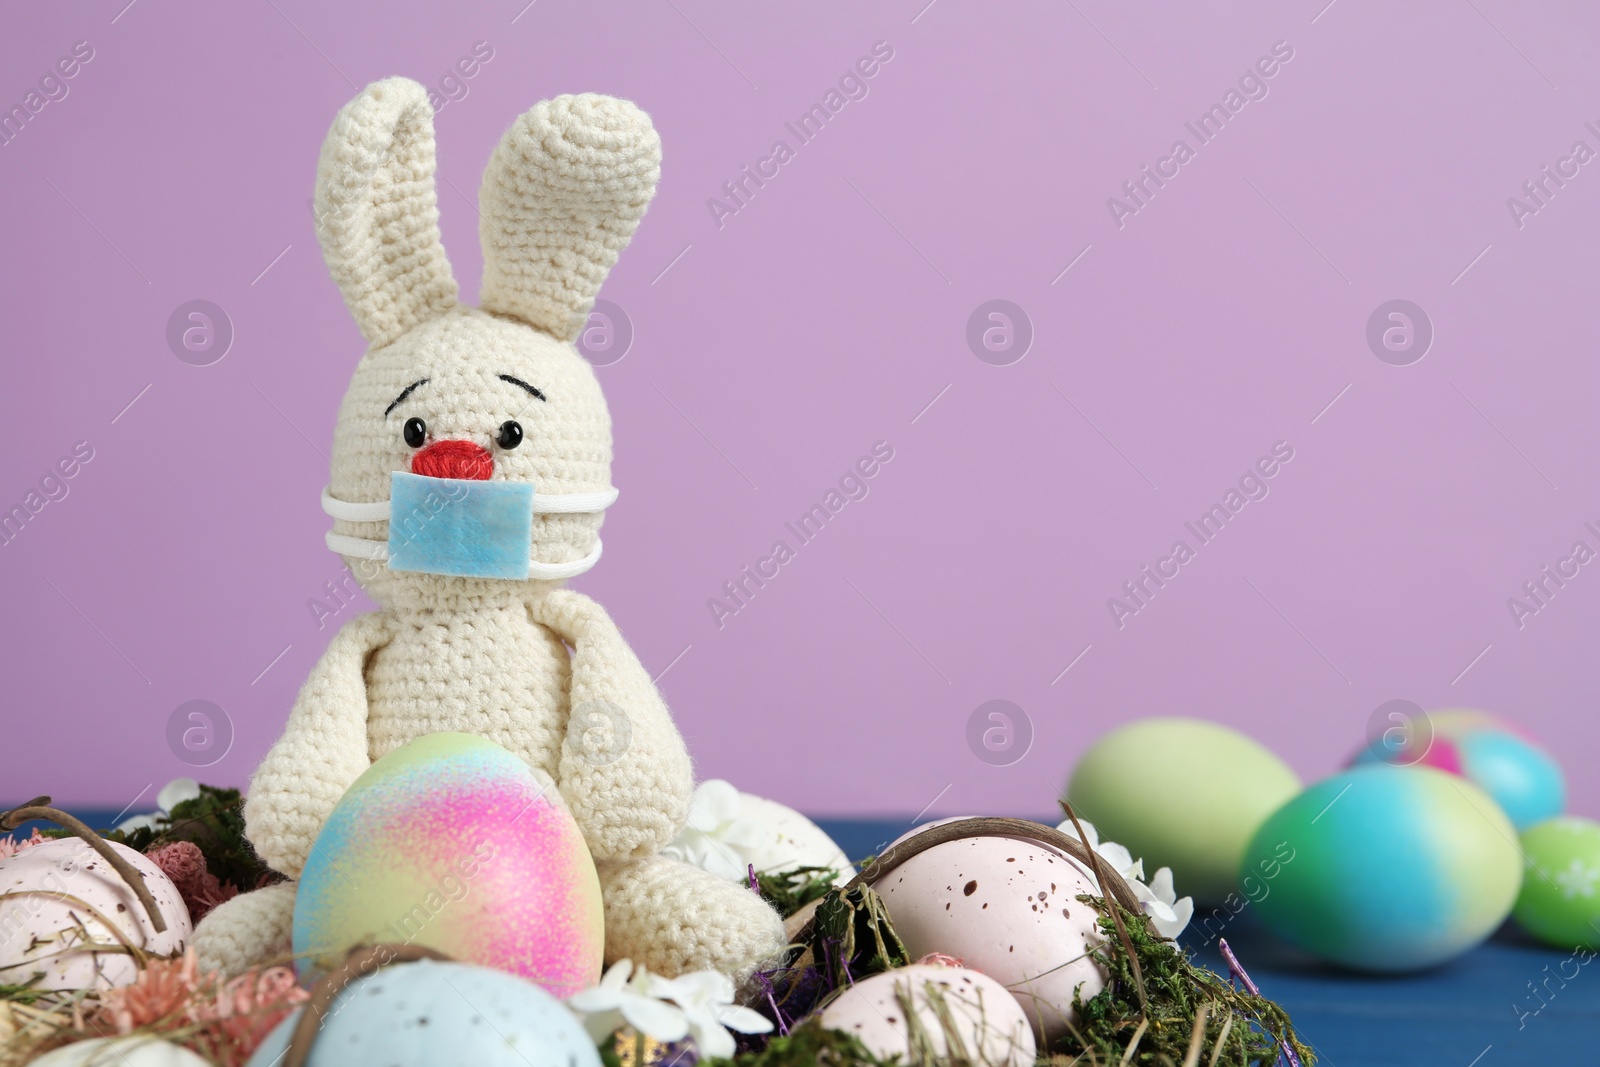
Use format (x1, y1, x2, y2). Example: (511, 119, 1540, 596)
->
(321, 471, 618, 581)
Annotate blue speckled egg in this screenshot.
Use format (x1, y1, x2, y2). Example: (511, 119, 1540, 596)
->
(245, 959, 600, 1067)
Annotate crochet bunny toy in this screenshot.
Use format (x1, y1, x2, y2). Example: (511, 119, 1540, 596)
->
(191, 78, 784, 979)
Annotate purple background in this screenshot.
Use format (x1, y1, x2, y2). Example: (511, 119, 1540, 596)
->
(3, 0, 1598, 820)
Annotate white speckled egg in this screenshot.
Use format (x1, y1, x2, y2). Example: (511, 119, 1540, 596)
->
(819, 963, 1035, 1066)
(739, 793, 854, 884)
(0, 838, 191, 990)
(30, 1036, 211, 1066)
(876, 826, 1107, 1040)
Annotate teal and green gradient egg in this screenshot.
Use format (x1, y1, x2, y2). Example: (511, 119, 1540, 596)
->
(1241, 763, 1521, 971)
(293, 733, 604, 996)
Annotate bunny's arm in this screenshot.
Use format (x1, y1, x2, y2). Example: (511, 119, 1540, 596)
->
(242, 611, 392, 878)
(529, 589, 693, 861)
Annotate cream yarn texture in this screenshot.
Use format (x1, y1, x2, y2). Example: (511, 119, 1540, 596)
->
(191, 78, 783, 980)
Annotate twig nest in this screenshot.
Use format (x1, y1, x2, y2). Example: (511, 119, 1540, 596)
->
(818, 963, 1035, 1066)
(246, 959, 600, 1067)
(875, 823, 1108, 1040)
(0, 838, 190, 990)
(30, 1037, 210, 1066)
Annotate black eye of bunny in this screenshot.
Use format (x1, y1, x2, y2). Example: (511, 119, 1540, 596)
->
(497, 421, 523, 450)
(402, 417, 427, 448)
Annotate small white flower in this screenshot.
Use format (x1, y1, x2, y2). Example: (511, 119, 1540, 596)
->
(653, 969, 773, 1060)
(662, 779, 770, 882)
(1056, 817, 1193, 940)
(567, 959, 689, 1045)
(1055, 818, 1143, 883)
(1130, 866, 1195, 939)
(567, 960, 773, 1059)
(116, 778, 201, 834)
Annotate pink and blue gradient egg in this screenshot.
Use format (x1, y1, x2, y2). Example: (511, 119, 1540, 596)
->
(1242, 763, 1522, 972)
(1350, 708, 1565, 830)
(293, 732, 604, 997)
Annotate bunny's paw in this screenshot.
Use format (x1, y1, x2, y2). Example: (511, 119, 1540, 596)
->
(191, 880, 296, 978)
(597, 855, 786, 981)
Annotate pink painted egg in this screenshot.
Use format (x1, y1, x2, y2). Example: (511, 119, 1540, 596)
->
(293, 733, 604, 996)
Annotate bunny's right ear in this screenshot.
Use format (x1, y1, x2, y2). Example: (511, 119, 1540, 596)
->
(477, 94, 661, 342)
(314, 78, 458, 348)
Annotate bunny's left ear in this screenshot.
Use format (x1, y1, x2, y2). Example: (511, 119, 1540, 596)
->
(477, 94, 661, 342)
(314, 77, 458, 348)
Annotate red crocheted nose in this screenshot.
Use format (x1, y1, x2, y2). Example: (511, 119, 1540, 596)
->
(411, 439, 493, 481)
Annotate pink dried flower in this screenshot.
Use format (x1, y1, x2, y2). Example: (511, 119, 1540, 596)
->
(0, 829, 46, 860)
(95, 949, 203, 1034)
(196, 965, 309, 1056)
(916, 952, 966, 968)
(148, 841, 206, 884)
(89, 949, 308, 1067)
(146, 840, 239, 922)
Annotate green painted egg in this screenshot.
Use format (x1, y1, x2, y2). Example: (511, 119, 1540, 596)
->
(1065, 717, 1300, 902)
(1514, 816, 1600, 949)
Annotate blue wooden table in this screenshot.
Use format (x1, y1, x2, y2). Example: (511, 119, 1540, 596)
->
(13, 812, 1594, 1064)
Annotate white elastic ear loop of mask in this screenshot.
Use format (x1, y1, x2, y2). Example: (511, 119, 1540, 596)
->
(320, 484, 619, 581)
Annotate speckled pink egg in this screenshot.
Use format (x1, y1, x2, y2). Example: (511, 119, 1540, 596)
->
(0, 838, 191, 990)
(875, 826, 1107, 1039)
(819, 963, 1035, 1066)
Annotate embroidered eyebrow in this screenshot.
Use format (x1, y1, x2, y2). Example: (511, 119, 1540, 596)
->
(497, 374, 547, 402)
(385, 378, 429, 417)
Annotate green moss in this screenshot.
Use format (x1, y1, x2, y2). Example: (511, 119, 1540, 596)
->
(757, 865, 843, 919)
(53, 784, 279, 892)
(1063, 896, 1315, 1067)
(701, 1019, 898, 1066)
(808, 883, 912, 990)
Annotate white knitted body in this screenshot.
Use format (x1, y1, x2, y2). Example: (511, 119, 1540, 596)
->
(192, 78, 783, 980)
